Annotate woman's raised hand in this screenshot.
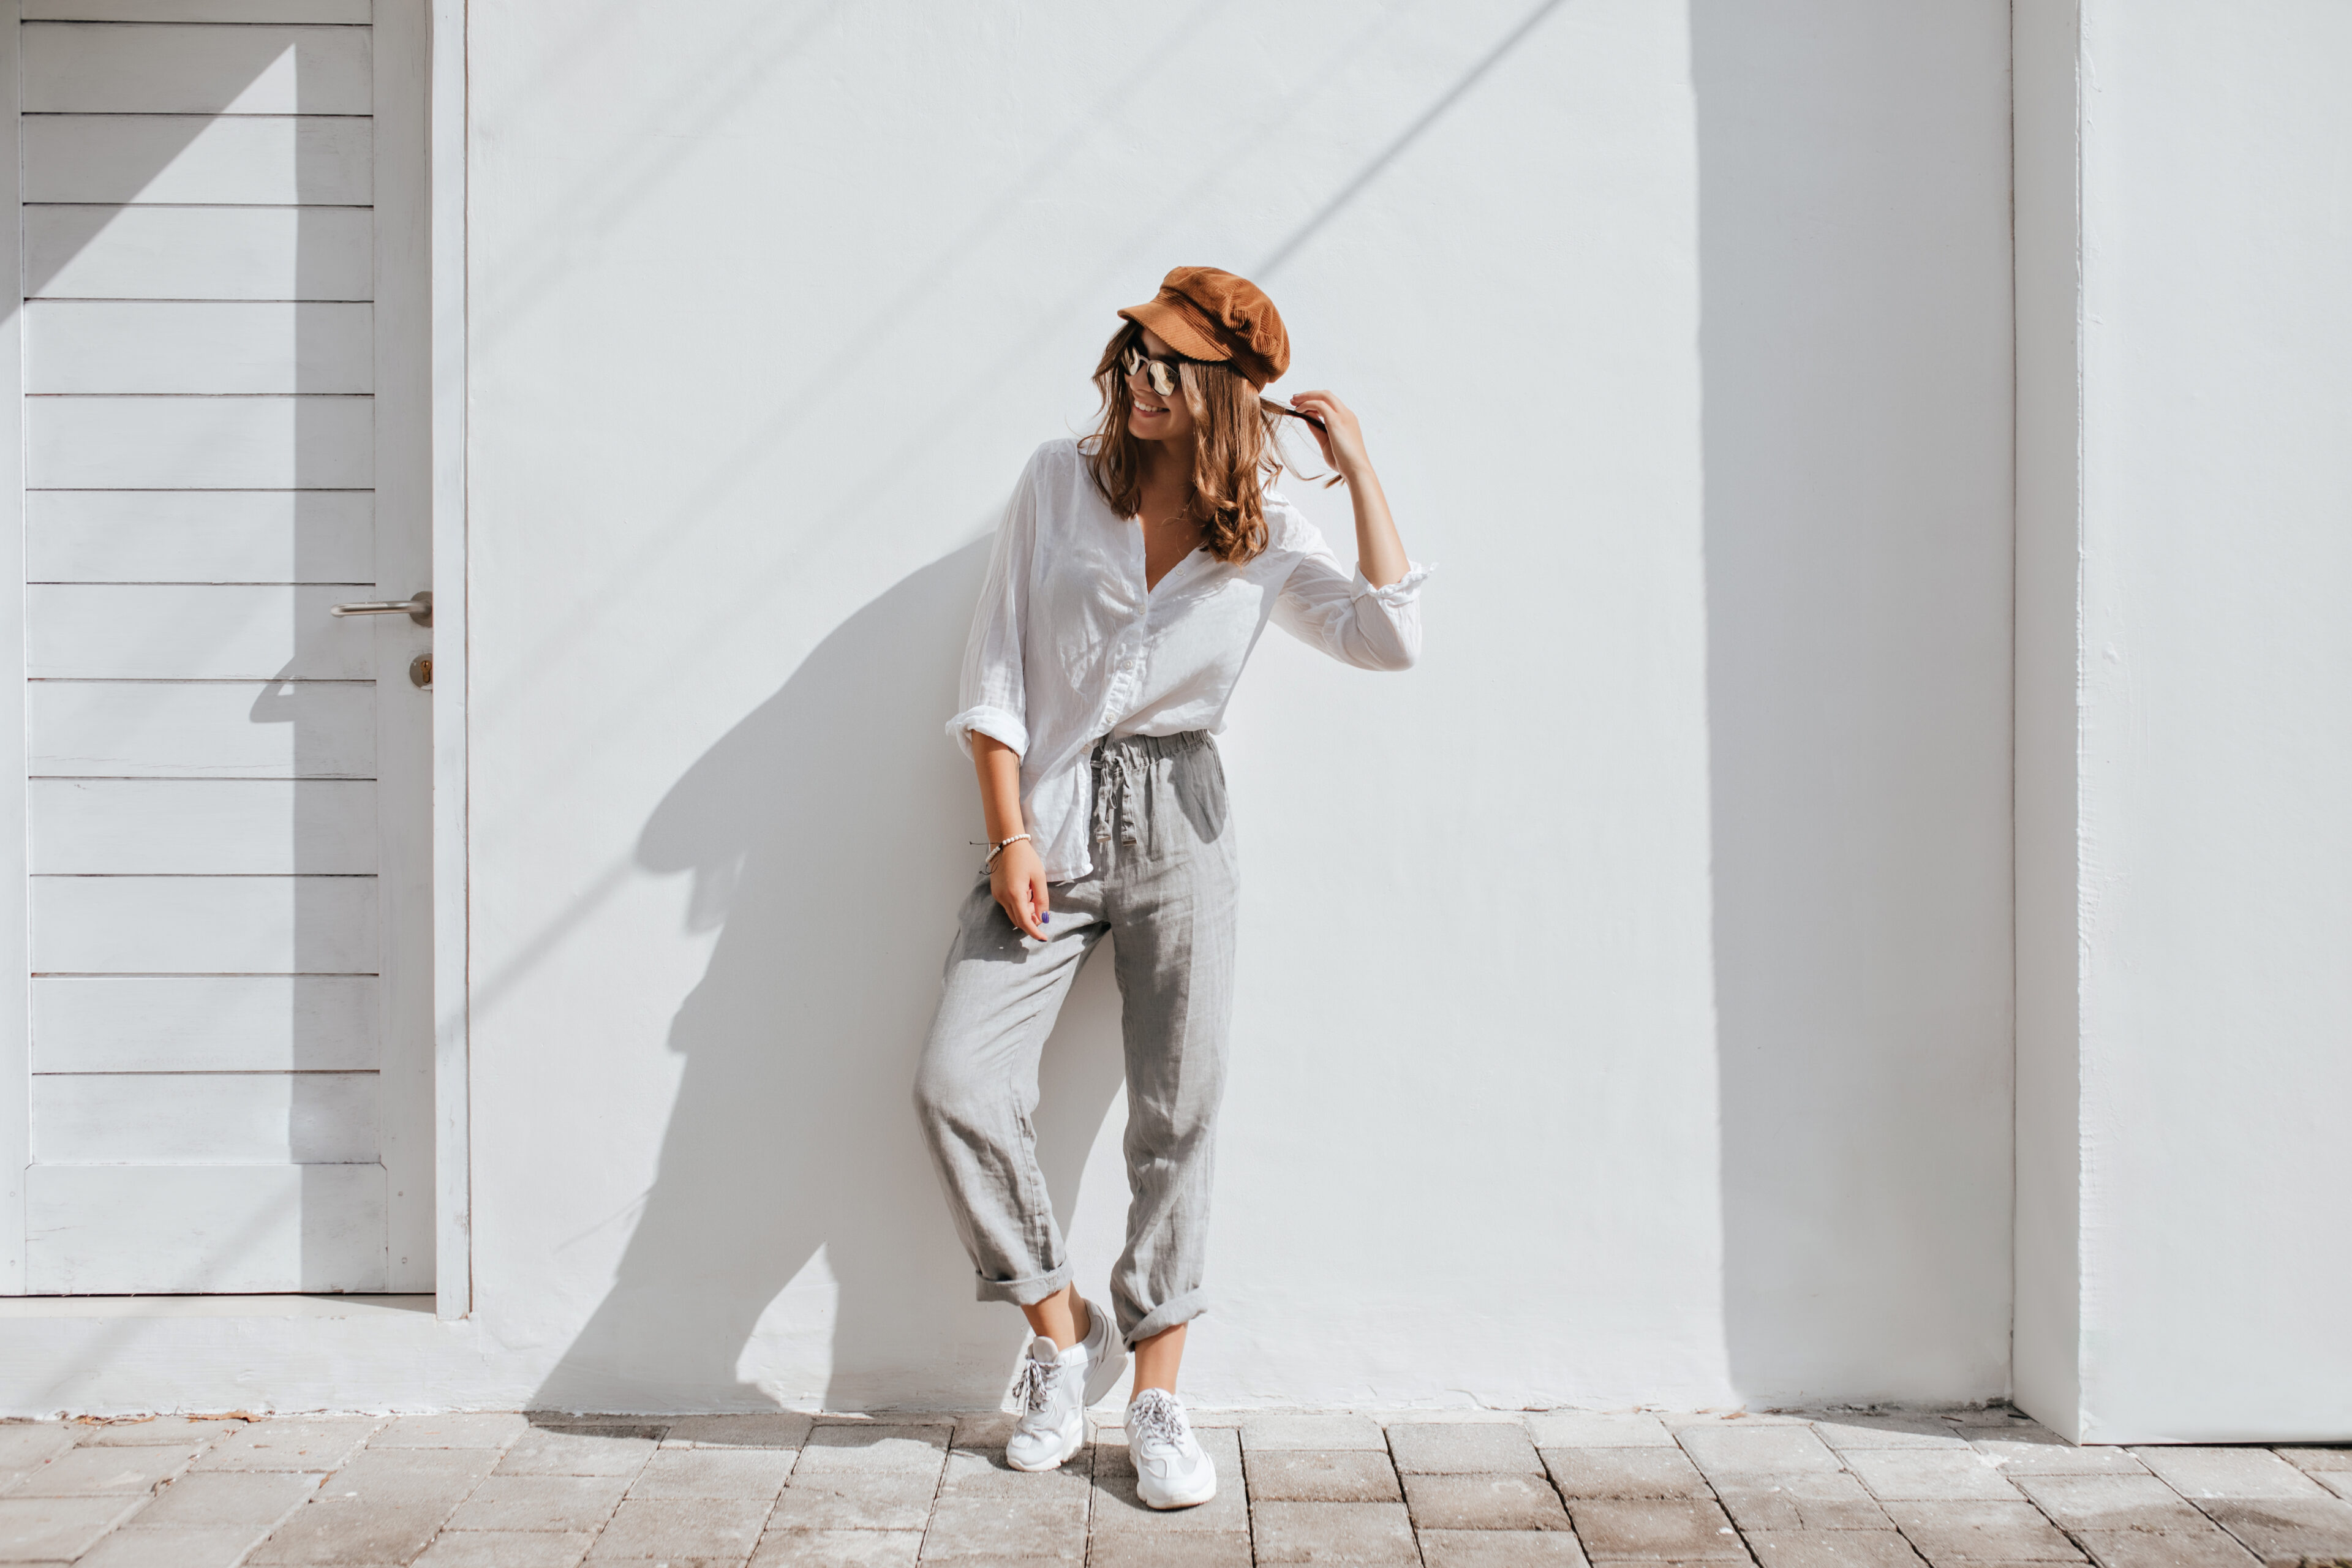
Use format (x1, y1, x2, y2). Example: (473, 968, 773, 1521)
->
(1288, 390, 1369, 481)
(992, 837, 1052, 941)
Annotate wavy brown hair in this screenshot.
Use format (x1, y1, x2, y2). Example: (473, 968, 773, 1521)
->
(1083, 320, 1320, 566)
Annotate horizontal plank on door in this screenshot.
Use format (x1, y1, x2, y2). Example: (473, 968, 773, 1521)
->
(29, 584, 379, 679)
(34, 873, 379, 974)
(24, 1, 371, 20)
(24, 114, 372, 205)
(27, 205, 372, 301)
(27, 1163, 386, 1294)
(29, 489, 374, 583)
(34, 1069, 379, 1164)
(34, 974, 377, 1072)
(31, 679, 376, 777)
(31, 778, 377, 874)
(30, 395, 372, 489)
(31, 301, 372, 395)
(25, 23, 371, 115)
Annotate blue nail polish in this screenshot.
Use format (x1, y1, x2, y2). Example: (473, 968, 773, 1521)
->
(1041, 913, 1052, 924)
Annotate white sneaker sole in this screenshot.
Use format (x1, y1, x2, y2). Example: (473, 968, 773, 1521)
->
(1139, 1469, 1217, 1509)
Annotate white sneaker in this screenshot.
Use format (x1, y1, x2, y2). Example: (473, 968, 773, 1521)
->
(1005, 1297, 1125, 1472)
(1125, 1387, 1216, 1509)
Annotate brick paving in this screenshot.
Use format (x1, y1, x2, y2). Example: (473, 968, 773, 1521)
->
(0, 1405, 2346, 1567)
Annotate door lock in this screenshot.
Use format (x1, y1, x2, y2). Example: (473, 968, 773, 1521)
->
(409, 655, 432, 689)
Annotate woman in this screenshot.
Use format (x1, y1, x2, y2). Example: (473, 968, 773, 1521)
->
(913, 266, 1428, 1506)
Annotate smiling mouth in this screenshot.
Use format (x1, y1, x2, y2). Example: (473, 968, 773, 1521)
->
(1133, 400, 1169, 416)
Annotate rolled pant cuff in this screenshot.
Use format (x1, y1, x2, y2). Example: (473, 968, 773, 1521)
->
(973, 1261, 1072, 1308)
(1120, 1287, 1208, 1349)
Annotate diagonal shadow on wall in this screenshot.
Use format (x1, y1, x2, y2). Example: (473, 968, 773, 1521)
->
(532, 540, 1129, 1412)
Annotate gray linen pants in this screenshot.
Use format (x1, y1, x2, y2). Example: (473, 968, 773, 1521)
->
(913, 730, 1238, 1348)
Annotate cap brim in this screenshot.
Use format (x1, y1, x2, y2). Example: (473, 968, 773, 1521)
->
(1117, 299, 1231, 364)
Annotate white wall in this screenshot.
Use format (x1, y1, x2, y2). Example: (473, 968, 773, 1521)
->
(0, 0, 2016, 1414)
(2016, 0, 2352, 1443)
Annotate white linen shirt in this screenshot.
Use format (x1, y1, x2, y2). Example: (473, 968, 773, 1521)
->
(948, 437, 1431, 881)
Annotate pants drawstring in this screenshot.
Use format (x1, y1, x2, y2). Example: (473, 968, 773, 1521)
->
(1091, 742, 1144, 847)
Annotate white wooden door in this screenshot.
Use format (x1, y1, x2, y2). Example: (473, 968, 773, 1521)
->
(12, 0, 434, 1293)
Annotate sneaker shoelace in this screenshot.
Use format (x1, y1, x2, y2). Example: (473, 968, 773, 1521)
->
(1012, 1353, 1063, 1420)
(1128, 1392, 1187, 1454)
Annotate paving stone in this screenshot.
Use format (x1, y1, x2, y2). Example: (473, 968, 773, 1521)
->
(1567, 1499, 1748, 1560)
(1544, 1447, 1713, 1499)
(1419, 1529, 1593, 1568)
(1243, 1414, 1392, 1453)
(1251, 1500, 1420, 1564)
(11, 1443, 198, 1495)
(2198, 1498, 2352, 1568)
(920, 1487, 1087, 1560)
(2075, 1526, 2263, 1568)
(72, 1416, 247, 1448)
(126, 1468, 323, 1528)
(1846, 1450, 2022, 1503)
(1093, 1427, 1245, 1534)
(0, 1428, 72, 1474)
(1814, 1420, 1973, 1452)
(1970, 1438, 2150, 1477)
(752, 1529, 925, 1567)
(2129, 1450, 2329, 1502)
(938, 1446, 1092, 1500)
(1402, 1472, 1571, 1531)
(1247, 1449, 1402, 1503)
(1526, 1416, 1677, 1450)
(442, 1473, 631, 1531)
(246, 1494, 465, 1565)
(1747, 1532, 1930, 1568)
(1714, 1471, 1890, 1528)
(328, 1444, 504, 1496)
(78, 1523, 271, 1568)
(195, 1418, 385, 1472)
(2014, 1476, 2212, 1533)
(588, 1496, 772, 1559)
(414, 1530, 597, 1568)
(1678, 1427, 1847, 1477)
(1387, 1423, 1543, 1475)
(944, 1412, 1027, 1451)
(664, 1414, 816, 1450)
(0, 1494, 143, 1560)
(371, 1413, 532, 1449)
(1717, 1486, 1898, 1534)
(498, 1423, 666, 1478)
(1082, 1534, 1254, 1568)
(796, 1426, 953, 1472)
(1880, 1501, 2085, 1563)
(628, 1447, 796, 1501)
(2276, 1452, 2352, 1501)
(772, 1425, 951, 1532)
(1666, 1415, 1813, 1431)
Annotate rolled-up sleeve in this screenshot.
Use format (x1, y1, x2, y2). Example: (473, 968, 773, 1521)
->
(1270, 533, 1432, 672)
(946, 454, 1041, 757)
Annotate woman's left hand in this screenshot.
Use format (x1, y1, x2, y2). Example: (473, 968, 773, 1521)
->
(1287, 390, 1370, 481)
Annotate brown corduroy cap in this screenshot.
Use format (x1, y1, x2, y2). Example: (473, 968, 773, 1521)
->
(1117, 266, 1290, 388)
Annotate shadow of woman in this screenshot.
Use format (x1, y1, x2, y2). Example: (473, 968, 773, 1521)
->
(531, 538, 1128, 1413)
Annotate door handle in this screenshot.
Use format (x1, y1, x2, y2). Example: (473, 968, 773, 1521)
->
(331, 590, 432, 627)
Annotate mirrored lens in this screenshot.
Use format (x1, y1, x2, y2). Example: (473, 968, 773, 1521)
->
(1123, 347, 1181, 399)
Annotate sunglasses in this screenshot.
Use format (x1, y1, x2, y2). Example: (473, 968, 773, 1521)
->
(1120, 345, 1326, 430)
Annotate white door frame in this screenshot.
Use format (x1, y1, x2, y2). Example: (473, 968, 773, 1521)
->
(426, 0, 472, 1322)
(0, 1, 29, 1302)
(0, 0, 472, 1319)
